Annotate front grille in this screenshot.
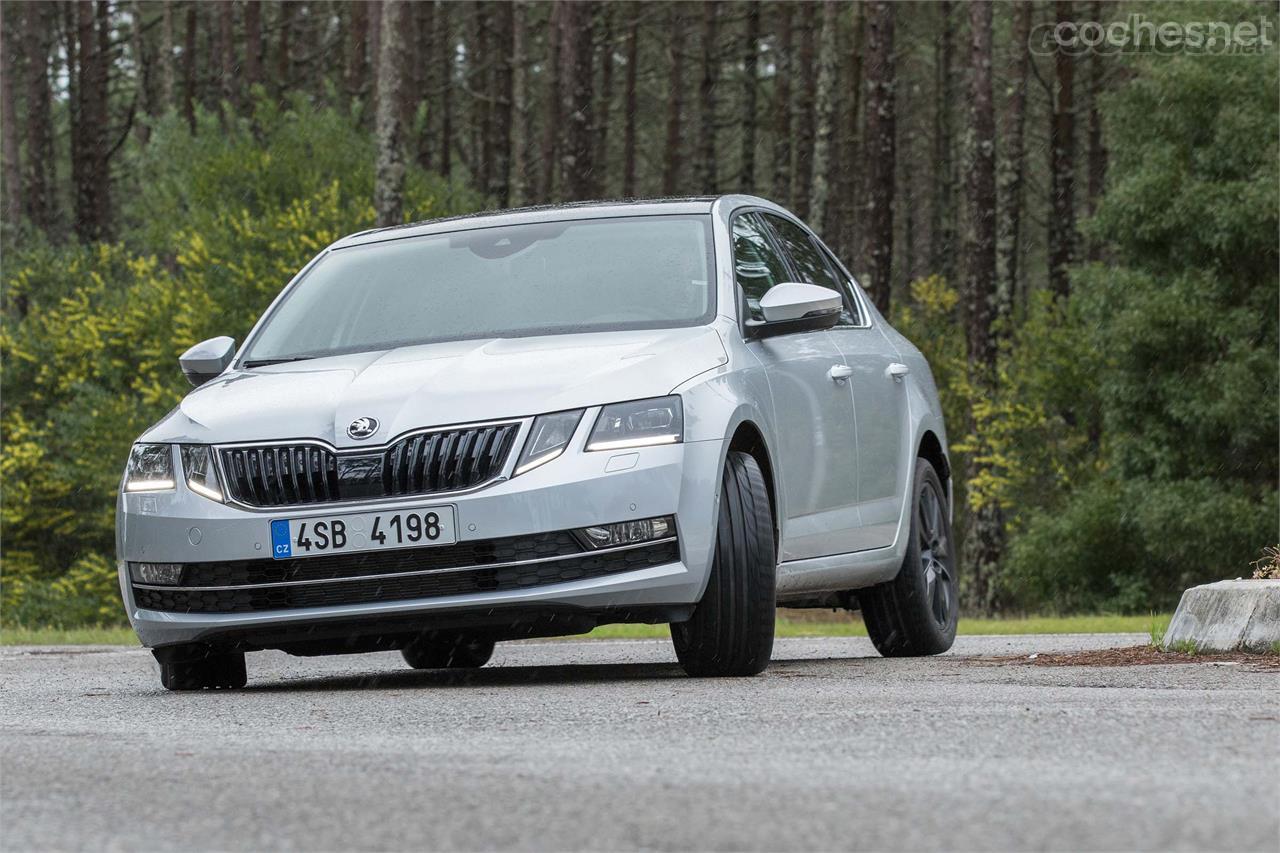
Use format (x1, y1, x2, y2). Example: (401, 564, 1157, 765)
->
(132, 539, 679, 614)
(219, 422, 520, 507)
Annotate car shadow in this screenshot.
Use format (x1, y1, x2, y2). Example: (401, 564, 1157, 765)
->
(242, 655, 878, 693)
(244, 660, 693, 692)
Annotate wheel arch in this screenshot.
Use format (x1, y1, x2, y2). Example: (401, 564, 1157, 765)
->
(916, 429, 951, 504)
(726, 419, 780, 555)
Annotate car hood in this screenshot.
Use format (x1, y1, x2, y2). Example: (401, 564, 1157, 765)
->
(144, 327, 727, 447)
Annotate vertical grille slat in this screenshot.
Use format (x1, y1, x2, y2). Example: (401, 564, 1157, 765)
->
(217, 422, 520, 508)
(469, 427, 495, 482)
(310, 448, 328, 501)
(294, 448, 311, 503)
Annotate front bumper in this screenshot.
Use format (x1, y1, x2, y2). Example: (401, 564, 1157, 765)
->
(117, 434, 727, 649)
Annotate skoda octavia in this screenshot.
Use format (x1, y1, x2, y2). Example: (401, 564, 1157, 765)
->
(117, 196, 956, 690)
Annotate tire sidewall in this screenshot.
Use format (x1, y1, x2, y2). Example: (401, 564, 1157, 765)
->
(902, 458, 958, 647)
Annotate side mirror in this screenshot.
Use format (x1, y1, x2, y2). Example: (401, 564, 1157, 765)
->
(745, 283, 843, 340)
(179, 336, 235, 387)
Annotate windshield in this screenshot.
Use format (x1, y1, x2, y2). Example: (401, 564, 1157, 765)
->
(242, 214, 715, 363)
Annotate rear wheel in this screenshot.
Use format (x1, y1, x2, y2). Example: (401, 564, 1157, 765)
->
(671, 451, 776, 677)
(154, 646, 247, 690)
(858, 458, 958, 656)
(401, 633, 495, 669)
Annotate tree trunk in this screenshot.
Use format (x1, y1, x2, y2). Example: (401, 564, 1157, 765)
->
(72, 0, 111, 242)
(962, 0, 1003, 614)
(1, 8, 22, 226)
(997, 1, 1031, 324)
(660, 3, 685, 196)
(559, 0, 595, 200)
(930, 0, 955, 285)
(696, 1, 718, 193)
(129, 1, 155, 145)
(415, 1, 436, 172)
(276, 1, 294, 97)
(738, 0, 759, 193)
(863, 1, 896, 313)
(965, 2, 997, 372)
(21, 1, 54, 231)
(243, 0, 262, 94)
(511, 0, 533, 203)
(374, 0, 411, 227)
(437, 1, 453, 178)
(539, 3, 563, 199)
(179, 3, 197, 132)
(621, 6, 639, 197)
(790, 1, 816, 217)
(809, 0, 839, 234)
(473, 5, 492, 195)
(490, 0, 514, 206)
(836, 2, 865, 263)
(771, 2, 791, 203)
(159, 0, 176, 110)
(345, 0, 369, 104)
(368, 1, 383, 125)
(216, 0, 236, 121)
(1048, 0, 1076, 297)
(594, 3, 614, 194)
(1085, 1, 1106, 258)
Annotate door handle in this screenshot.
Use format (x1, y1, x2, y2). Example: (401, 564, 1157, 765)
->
(828, 364, 853, 381)
(886, 362, 910, 381)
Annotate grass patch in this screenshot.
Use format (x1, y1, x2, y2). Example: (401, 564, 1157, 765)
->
(1, 625, 139, 646)
(1, 613, 1172, 646)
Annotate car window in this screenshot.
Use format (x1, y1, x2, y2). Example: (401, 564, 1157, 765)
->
(763, 214, 862, 327)
(763, 214, 840, 289)
(816, 244, 866, 327)
(731, 213, 790, 322)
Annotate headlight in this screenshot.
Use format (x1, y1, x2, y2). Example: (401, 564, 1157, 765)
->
(181, 445, 224, 502)
(586, 396, 683, 451)
(514, 410, 584, 475)
(123, 444, 175, 492)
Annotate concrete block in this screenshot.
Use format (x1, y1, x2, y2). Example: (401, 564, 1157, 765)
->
(1163, 579, 1280, 653)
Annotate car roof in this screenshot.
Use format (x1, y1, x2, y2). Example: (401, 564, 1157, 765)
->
(332, 195, 781, 249)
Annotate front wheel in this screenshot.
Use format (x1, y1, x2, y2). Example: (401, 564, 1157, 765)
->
(858, 458, 958, 657)
(671, 451, 776, 677)
(401, 633, 495, 670)
(154, 646, 247, 690)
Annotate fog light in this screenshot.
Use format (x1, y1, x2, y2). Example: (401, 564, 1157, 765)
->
(576, 516, 674, 549)
(129, 562, 183, 585)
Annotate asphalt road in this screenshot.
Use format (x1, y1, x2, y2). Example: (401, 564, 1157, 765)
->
(2, 634, 1277, 852)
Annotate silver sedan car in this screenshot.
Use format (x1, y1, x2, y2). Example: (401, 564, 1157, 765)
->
(117, 196, 956, 690)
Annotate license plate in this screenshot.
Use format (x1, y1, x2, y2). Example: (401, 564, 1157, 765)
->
(269, 506, 457, 560)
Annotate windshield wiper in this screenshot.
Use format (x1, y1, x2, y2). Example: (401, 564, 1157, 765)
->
(242, 356, 320, 368)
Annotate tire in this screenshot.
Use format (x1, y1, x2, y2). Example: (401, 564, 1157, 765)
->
(858, 457, 959, 657)
(671, 451, 776, 677)
(155, 646, 247, 690)
(401, 633, 495, 670)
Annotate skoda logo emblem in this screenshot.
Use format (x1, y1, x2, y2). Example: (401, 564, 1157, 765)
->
(347, 416, 380, 440)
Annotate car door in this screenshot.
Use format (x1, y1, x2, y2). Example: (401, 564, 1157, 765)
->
(762, 214, 909, 551)
(732, 212, 861, 561)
